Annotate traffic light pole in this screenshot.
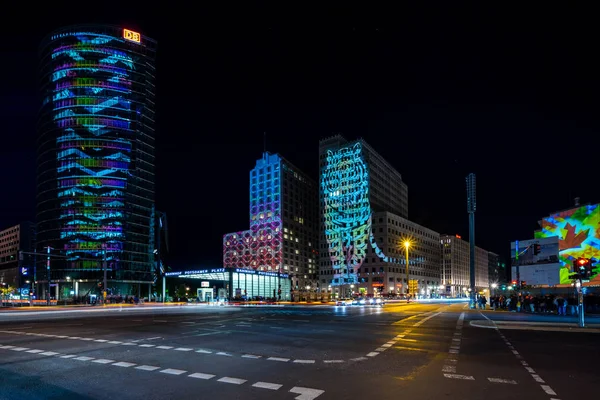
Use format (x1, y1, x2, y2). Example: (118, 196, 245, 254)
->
(576, 279, 585, 328)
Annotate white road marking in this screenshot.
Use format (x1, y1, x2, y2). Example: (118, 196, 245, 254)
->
(156, 346, 173, 350)
(11, 347, 30, 351)
(60, 354, 76, 358)
(121, 343, 137, 346)
(108, 341, 122, 344)
(525, 367, 535, 373)
(216, 352, 231, 356)
(375, 347, 387, 351)
(26, 349, 45, 353)
(112, 362, 136, 367)
(188, 372, 215, 379)
(196, 349, 212, 354)
(174, 348, 193, 352)
(145, 337, 162, 341)
(532, 374, 545, 383)
(449, 349, 459, 354)
(80, 338, 95, 341)
(350, 357, 368, 361)
(92, 359, 115, 364)
(135, 365, 161, 371)
(241, 354, 261, 359)
(366, 352, 379, 357)
(94, 339, 108, 342)
(253, 381, 282, 390)
(294, 359, 315, 364)
(139, 344, 155, 348)
(74, 356, 95, 361)
(160, 368, 187, 375)
(217, 377, 247, 385)
(267, 357, 290, 362)
(442, 365, 456, 373)
(40, 351, 60, 356)
(324, 360, 344, 363)
(541, 385, 557, 395)
(381, 344, 393, 348)
(444, 374, 474, 380)
(68, 336, 82, 339)
(289, 386, 325, 400)
(0, 346, 15, 349)
(488, 377, 517, 384)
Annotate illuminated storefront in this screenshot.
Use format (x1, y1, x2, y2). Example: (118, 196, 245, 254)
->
(165, 268, 291, 300)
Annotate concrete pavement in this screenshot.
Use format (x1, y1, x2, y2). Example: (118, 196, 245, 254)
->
(0, 301, 595, 399)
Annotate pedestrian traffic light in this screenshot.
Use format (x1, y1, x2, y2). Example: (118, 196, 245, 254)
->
(573, 258, 593, 280)
(533, 244, 541, 255)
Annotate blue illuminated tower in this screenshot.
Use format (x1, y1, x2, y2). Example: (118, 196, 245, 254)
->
(36, 25, 157, 297)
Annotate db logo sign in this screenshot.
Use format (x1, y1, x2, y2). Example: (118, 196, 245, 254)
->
(123, 29, 141, 43)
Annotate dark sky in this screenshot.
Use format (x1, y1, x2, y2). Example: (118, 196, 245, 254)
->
(1, 4, 598, 269)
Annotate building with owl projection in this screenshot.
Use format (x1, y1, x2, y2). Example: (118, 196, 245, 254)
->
(222, 152, 319, 300)
(36, 25, 157, 300)
(319, 135, 445, 297)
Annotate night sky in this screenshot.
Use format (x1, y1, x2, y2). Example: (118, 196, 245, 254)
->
(1, 4, 598, 269)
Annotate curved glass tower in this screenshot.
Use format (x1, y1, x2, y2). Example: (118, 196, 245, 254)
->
(37, 25, 157, 295)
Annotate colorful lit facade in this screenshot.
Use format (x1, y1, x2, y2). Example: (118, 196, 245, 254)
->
(534, 203, 600, 284)
(223, 152, 318, 299)
(36, 25, 157, 296)
(318, 135, 408, 294)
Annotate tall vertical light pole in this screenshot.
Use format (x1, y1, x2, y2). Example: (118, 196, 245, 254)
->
(466, 173, 477, 309)
(403, 240, 411, 298)
(46, 246, 52, 305)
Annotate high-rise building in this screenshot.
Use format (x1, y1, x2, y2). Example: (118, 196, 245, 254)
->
(318, 135, 409, 295)
(36, 25, 157, 299)
(487, 251, 500, 284)
(0, 222, 35, 289)
(223, 152, 318, 300)
(354, 212, 441, 296)
(440, 234, 490, 297)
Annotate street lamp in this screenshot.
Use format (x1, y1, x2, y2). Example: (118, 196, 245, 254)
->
(403, 239, 412, 298)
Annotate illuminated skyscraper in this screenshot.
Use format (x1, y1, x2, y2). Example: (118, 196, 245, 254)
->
(318, 135, 408, 295)
(223, 152, 318, 299)
(36, 25, 157, 298)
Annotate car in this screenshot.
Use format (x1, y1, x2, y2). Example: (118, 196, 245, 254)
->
(369, 297, 385, 306)
(335, 298, 353, 306)
(352, 297, 367, 306)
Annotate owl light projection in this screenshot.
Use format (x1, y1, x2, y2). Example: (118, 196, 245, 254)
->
(322, 142, 372, 285)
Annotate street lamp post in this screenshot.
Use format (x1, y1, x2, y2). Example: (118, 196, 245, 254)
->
(403, 240, 411, 299)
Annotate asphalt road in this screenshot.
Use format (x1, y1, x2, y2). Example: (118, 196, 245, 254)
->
(0, 301, 598, 400)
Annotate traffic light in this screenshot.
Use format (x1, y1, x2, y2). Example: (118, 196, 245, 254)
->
(572, 258, 592, 281)
(533, 244, 541, 255)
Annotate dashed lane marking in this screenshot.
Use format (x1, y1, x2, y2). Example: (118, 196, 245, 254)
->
(188, 372, 215, 379)
(218, 377, 247, 385)
(267, 357, 290, 362)
(160, 368, 187, 375)
(443, 374, 474, 380)
(293, 359, 315, 364)
(136, 365, 161, 371)
(480, 312, 559, 398)
(241, 354, 261, 359)
(252, 381, 283, 390)
(92, 359, 115, 364)
(323, 360, 344, 363)
(112, 361, 136, 367)
(488, 377, 517, 384)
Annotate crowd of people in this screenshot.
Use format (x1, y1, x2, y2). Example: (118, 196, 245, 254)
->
(479, 293, 600, 315)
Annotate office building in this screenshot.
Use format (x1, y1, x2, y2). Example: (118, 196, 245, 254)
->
(440, 234, 490, 297)
(36, 25, 157, 299)
(222, 152, 319, 300)
(318, 135, 411, 295)
(0, 222, 35, 289)
(353, 212, 441, 296)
